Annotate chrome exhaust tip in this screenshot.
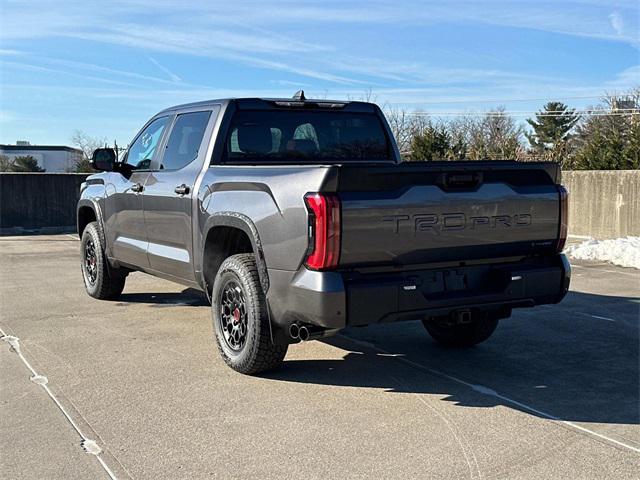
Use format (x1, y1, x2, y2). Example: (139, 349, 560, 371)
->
(298, 325, 310, 341)
(289, 323, 300, 339)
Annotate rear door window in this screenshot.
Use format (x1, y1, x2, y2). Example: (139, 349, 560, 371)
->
(160, 111, 211, 170)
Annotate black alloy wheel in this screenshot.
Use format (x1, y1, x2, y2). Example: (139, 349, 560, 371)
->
(211, 254, 287, 375)
(83, 238, 98, 285)
(219, 280, 248, 351)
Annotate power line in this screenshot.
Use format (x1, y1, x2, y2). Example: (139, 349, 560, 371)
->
(383, 94, 611, 106)
(404, 109, 639, 117)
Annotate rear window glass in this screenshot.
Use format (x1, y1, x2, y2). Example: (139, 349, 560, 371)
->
(224, 110, 392, 162)
(161, 111, 211, 170)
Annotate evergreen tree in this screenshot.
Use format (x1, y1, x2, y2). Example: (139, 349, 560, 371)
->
(572, 90, 639, 170)
(10, 155, 45, 172)
(622, 114, 640, 169)
(526, 102, 579, 160)
(409, 123, 451, 161)
(74, 157, 96, 173)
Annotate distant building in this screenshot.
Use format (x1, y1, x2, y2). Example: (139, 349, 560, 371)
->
(0, 141, 83, 172)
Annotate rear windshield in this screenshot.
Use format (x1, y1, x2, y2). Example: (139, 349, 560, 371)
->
(223, 110, 393, 163)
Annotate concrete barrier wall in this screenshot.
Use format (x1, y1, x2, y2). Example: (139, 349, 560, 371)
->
(0, 173, 89, 235)
(1, 170, 638, 239)
(562, 170, 639, 239)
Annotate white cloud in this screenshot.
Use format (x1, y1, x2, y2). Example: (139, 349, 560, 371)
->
(1, 0, 638, 146)
(148, 56, 181, 83)
(0, 48, 24, 56)
(604, 64, 640, 90)
(1, 0, 638, 89)
(609, 12, 625, 36)
(270, 79, 313, 87)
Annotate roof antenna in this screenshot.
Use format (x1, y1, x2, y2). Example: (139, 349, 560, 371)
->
(292, 90, 306, 101)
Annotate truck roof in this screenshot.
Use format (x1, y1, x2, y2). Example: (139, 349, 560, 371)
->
(157, 96, 373, 115)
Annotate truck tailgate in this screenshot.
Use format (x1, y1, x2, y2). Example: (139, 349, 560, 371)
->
(337, 162, 561, 267)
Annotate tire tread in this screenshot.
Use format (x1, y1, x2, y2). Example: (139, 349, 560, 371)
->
(81, 222, 126, 300)
(213, 254, 287, 375)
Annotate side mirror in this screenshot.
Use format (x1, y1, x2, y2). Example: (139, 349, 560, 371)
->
(91, 148, 116, 171)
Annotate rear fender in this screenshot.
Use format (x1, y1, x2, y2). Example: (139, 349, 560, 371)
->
(201, 213, 283, 343)
(200, 213, 269, 293)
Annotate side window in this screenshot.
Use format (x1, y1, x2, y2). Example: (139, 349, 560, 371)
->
(126, 116, 169, 170)
(160, 111, 211, 170)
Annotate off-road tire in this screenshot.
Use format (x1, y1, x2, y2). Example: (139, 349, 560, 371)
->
(422, 313, 499, 348)
(80, 221, 126, 300)
(212, 254, 287, 375)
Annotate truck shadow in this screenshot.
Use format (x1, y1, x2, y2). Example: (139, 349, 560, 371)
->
(116, 288, 208, 307)
(266, 290, 639, 426)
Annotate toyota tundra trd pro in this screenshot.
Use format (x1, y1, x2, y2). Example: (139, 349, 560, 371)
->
(78, 94, 570, 374)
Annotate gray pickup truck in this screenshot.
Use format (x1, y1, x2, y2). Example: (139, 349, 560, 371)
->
(78, 93, 570, 374)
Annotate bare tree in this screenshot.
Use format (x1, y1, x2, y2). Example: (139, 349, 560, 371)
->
(0, 154, 15, 172)
(467, 107, 525, 160)
(71, 130, 109, 160)
(383, 106, 428, 159)
(348, 87, 377, 103)
(70, 130, 110, 172)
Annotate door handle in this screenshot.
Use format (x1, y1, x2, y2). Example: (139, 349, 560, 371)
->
(131, 182, 144, 193)
(174, 184, 190, 195)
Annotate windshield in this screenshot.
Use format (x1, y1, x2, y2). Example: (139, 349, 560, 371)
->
(223, 110, 393, 163)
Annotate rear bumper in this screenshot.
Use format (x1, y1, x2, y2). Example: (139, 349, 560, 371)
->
(266, 254, 570, 341)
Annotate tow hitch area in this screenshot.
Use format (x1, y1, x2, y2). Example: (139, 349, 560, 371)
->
(454, 309, 472, 324)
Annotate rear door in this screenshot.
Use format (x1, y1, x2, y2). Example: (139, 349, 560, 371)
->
(143, 109, 216, 281)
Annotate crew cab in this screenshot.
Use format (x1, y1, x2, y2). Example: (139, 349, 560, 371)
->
(78, 93, 570, 374)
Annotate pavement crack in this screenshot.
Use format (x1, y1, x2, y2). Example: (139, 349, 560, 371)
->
(1, 325, 119, 479)
(340, 333, 640, 455)
(390, 373, 483, 479)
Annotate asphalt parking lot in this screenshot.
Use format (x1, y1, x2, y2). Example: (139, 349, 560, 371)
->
(1, 235, 638, 479)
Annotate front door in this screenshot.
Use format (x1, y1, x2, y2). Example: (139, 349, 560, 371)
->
(105, 116, 170, 268)
(143, 109, 214, 281)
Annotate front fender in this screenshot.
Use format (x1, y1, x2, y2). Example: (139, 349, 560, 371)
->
(77, 181, 108, 253)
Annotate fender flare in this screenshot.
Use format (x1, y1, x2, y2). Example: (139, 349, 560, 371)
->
(201, 212, 269, 294)
(77, 199, 106, 241)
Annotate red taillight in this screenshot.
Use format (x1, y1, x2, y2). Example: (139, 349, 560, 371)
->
(304, 193, 341, 270)
(557, 185, 569, 252)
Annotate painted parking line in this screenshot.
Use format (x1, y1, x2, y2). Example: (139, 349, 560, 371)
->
(0, 326, 118, 480)
(535, 305, 617, 322)
(342, 335, 640, 454)
(578, 312, 616, 322)
(570, 263, 638, 277)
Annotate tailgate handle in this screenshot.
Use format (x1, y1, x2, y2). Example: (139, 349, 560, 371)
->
(439, 172, 483, 190)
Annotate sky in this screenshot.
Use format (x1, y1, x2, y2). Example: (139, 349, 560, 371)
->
(0, 0, 638, 146)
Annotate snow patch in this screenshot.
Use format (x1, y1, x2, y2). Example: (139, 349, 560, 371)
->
(565, 236, 640, 269)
